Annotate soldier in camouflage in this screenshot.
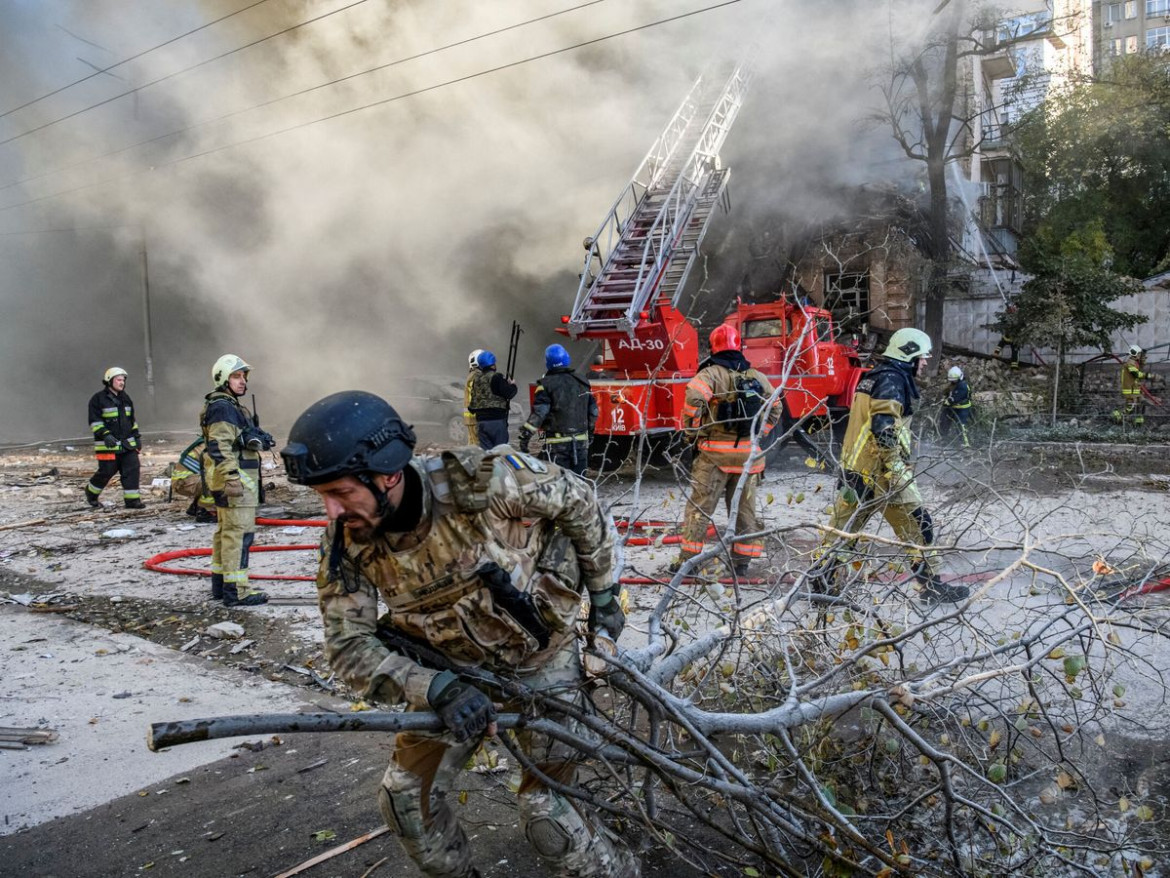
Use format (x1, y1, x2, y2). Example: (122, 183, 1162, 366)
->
(281, 390, 638, 878)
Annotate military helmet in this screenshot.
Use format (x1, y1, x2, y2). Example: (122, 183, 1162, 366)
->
(281, 391, 416, 486)
(947, 366, 963, 381)
(709, 323, 741, 354)
(103, 367, 128, 384)
(468, 349, 484, 369)
(1130, 344, 1144, 357)
(212, 354, 251, 386)
(477, 350, 497, 370)
(545, 343, 571, 370)
(883, 328, 932, 363)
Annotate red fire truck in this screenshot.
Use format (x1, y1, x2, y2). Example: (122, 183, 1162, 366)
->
(547, 65, 865, 469)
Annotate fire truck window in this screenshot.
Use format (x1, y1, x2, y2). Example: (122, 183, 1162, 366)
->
(815, 318, 833, 341)
(744, 319, 784, 338)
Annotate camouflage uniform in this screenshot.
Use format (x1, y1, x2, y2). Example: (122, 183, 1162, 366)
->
(816, 359, 938, 582)
(678, 352, 780, 565)
(317, 446, 637, 878)
(201, 391, 263, 600)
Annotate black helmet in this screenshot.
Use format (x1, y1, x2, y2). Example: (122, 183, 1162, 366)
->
(281, 391, 416, 486)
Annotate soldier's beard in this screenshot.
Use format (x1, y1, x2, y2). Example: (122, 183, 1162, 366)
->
(337, 512, 382, 543)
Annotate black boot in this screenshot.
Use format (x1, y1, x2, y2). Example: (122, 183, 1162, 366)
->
(733, 559, 751, 577)
(84, 487, 101, 508)
(210, 573, 224, 602)
(223, 583, 268, 607)
(124, 498, 146, 510)
(914, 565, 969, 604)
(194, 507, 217, 524)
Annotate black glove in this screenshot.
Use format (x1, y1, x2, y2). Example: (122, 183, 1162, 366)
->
(587, 585, 625, 642)
(426, 671, 496, 742)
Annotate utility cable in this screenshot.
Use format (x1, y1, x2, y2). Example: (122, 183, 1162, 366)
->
(0, 0, 274, 120)
(0, 0, 611, 195)
(0, 0, 744, 218)
(0, 0, 373, 148)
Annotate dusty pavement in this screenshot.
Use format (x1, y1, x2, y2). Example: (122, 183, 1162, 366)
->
(2, 435, 1170, 876)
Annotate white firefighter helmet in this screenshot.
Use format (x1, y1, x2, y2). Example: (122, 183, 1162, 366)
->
(468, 349, 484, 369)
(212, 354, 251, 386)
(1129, 344, 1143, 357)
(883, 328, 933, 363)
(947, 366, 963, 381)
(103, 367, 128, 384)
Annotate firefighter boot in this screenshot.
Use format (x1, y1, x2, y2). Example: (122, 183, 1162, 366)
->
(125, 498, 146, 509)
(914, 563, 969, 604)
(210, 573, 224, 602)
(84, 487, 101, 508)
(222, 583, 268, 607)
(733, 559, 751, 578)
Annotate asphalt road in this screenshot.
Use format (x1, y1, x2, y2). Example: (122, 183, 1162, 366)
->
(0, 729, 707, 878)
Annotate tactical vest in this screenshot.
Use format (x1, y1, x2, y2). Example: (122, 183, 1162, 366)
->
(469, 370, 509, 412)
(329, 448, 584, 673)
(538, 369, 592, 436)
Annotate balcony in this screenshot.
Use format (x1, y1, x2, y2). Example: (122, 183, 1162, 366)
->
(979, 122, 1014, 154)
(982, 47, 1017, 80)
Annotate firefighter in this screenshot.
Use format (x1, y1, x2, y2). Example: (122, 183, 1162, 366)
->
(463, 349, 483, 444)
(669, 324, 781, 577)
(202, 354, 271, 607)
(468, 350, 517, 450)
(810, 328, 969, 604)
(85, 367, 145, 509)
(941, 365, 972, 448)
(280, 390, 638, 878)
(993, 303, 1020, 368)
(1117, 344, 1148, 426)
(517, 344, 598, 476)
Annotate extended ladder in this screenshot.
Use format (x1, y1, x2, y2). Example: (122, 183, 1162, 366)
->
(566, 63, 751, 339)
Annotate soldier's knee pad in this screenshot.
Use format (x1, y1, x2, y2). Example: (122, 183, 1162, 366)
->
(519, 789, 586, 859)
(909, 507, 934, 545)
(378, 784, 425, 839)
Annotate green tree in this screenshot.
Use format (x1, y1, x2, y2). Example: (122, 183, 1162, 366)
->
(1013, 54, 1170, 278)
(993, 222, 1145, 422)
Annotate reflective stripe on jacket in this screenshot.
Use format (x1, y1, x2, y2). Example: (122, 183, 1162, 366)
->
(684, 357, 780, 474)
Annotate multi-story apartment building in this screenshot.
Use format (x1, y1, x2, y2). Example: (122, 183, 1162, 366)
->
(961, 1, 1094, 259)
(1097, 0, 1170, 68)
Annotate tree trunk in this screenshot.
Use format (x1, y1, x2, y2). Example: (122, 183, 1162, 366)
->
(924, 156, 950, 364)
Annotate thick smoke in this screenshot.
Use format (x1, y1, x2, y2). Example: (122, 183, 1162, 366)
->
(0, 0, 939, 443)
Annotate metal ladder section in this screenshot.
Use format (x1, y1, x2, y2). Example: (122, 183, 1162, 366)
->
(566, 63, 751, 339)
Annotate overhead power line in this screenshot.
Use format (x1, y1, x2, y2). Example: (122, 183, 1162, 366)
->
(0, 0, 274, 120)
(0, 0, 372, 148)
(0, 0, 744, 218)
(0, 0, 611, 195)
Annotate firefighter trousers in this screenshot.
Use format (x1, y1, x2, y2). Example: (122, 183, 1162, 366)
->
(817, 470, 937, 579)
(87, 451, 141, 501)
(377, 642, 638, 878)
(211, 506, 257, 595)
(541, 438, 589, 476)
(941, 407, 971, 447)
(679, 453, 763, 561)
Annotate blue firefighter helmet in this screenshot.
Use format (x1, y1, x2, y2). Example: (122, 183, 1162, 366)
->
(545, 344, 571, 370)
(476, 350, 497, 369)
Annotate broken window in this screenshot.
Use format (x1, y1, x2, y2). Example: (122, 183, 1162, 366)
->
(822, 271, 870, 327)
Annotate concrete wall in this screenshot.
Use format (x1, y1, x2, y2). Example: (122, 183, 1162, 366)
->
(919, 269, 1170, 365)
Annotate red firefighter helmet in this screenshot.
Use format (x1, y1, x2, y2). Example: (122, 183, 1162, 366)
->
(709, 324, 741, 354)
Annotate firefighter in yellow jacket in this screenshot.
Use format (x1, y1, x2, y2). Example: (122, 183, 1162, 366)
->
(463, 349, 482, 443)
(810, 328, 968, 604)
(669, 324, 780, 577)
(201, 354, 273, 607)
(1119, 344, 1148, 426)
(280, 390, 637, 878)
